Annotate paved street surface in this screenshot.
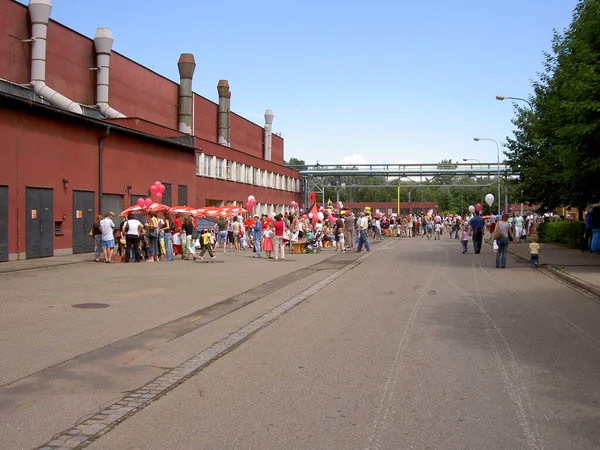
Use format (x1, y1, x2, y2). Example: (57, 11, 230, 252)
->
(2, 237, 600, 449)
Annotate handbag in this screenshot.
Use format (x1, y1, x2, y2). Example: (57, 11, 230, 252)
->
(88, 229, 94, 237)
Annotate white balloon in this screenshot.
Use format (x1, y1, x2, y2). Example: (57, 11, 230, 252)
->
(248, 195, 255, 201)
(485, 193, 495, 207)
(308, 213, 313, 218)
(469, 205, 475, 213)
(317, 212, 324, 220)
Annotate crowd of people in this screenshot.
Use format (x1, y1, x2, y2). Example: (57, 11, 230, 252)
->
(90, 208, 545, 268)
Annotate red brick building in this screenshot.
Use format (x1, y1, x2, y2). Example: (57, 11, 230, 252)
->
(0, 0, 302, 260)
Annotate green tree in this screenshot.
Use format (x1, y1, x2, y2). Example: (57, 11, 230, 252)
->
(505, 0, 600, 214)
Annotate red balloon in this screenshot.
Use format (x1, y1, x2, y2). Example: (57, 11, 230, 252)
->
(136, 198, 145, 206)
(158, 184, 166, 194)
(301, 214, 308, 219)
(149, 184, 158, 193)
(144, 198, 153, 207)
(245, 201, 252, 210)
(155, 192, 163, 201)
(154, 181, 161, 187)
(476, 203, 483, 212)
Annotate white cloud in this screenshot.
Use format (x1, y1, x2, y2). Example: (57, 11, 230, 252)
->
(342, 154, 366, 165)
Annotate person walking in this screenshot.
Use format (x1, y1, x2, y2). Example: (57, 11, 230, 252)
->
(92, 214, 103, 261)
(99, 212, 116, 263)
(252, 214, 263, 258)
(145, 212, 159, 262)
(123, 214, 143, 262)
(469, 211, 485, 254)
(493, 213, 514, 268)
(344, 212, 354, 248)
(216, 215, 228, 252)
(582, 208, 593, 252)
(161, 212, 174, 261)
(273, 214, 286, 260)
(356, 212, 371, 253)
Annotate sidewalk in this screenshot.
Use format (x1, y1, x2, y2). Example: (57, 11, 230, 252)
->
(0, 252, 94, 274)
(497, 239, 600, 296)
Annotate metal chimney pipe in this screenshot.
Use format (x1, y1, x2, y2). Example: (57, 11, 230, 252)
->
(177, 53, 196, 135)
(28, 0, 82, 114)
(217, 80, 229, 146)
(225, 90, 231, 144)
(93, 28, 125, 118)
(264, 109, 274, 161)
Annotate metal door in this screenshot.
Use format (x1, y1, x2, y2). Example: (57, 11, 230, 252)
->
(101, 194, 123, 218)
(73, 190, 95, 254)
(130, 195, 145, 222)
(0, 186, 8, 262)
(26, 187, 53, 259)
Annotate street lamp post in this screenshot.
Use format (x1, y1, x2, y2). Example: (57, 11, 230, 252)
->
(462, 158, 482, 164)
(473, 137, 501, 215)
(496, 95, 533, 111)
(496, 94, 533, 216)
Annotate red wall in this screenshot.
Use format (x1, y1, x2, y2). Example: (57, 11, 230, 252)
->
(193, 94, 218, 143)
(0, 108, 98, 256)
(102, 135, 197, 204)
(0, 106, 300, 258)
(0, 0, 287, 166)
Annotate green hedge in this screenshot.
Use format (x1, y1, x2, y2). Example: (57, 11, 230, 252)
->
(536, 221, 585, 248)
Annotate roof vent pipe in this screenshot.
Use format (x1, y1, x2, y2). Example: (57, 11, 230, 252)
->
(93, 28, 125, 118)
(28, 0, 82, 114)
(264, 109, 274, 161)
(177, 53, 196, 135)
(217, 80, 229, 146)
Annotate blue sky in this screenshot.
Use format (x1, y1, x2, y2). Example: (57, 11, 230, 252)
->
(20, 0, 577, 165)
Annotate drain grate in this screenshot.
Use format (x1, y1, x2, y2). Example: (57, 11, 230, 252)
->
(72, 303, 110, 309)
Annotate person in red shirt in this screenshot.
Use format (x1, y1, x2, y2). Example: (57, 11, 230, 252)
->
(174, 214, 183, 232)
(272, 214, 286, 260)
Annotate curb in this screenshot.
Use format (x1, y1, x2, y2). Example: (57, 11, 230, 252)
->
(485, 239, 600, 299)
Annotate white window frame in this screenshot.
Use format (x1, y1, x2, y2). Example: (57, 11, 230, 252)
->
(226, 160, 233, 181)
(203, 154, 212, 177)
(236, 163, 243, 183)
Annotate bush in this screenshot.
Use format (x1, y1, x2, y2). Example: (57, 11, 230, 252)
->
(537, 221, 585, 248)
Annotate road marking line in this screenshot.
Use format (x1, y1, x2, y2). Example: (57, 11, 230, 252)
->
(189, 315, 203, 323)
(367, 260, 439, 450)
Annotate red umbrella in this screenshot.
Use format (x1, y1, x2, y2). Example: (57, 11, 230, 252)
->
(169, 206, 195, 215)
(121, 205, 143, 216)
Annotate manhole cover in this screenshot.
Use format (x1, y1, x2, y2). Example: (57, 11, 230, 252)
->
(72, 303, 110, 309)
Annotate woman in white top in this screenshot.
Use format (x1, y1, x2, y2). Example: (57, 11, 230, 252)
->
(124, 214, 143, 262)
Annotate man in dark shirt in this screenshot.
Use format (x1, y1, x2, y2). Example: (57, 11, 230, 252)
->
(469, 212, 486, 254)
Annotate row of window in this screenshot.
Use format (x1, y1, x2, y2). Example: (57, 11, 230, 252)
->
(196, 153, 301, 192)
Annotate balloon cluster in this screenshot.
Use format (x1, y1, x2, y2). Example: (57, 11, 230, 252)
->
(468, 203, 483, 214)
(245, 195, 256, 211)
(290, 201, 299, 208)
(135, 180, 165, 209)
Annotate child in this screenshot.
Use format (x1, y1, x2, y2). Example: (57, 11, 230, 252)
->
(461, 226, 469, 254)
(262, 224, 274, 259)
(172, 230, 183, 257)
(528, 237, 541, 268)
(158, 230, 166, 261)
(434, 222, 441, 240)
(198, 228, 216, 261)
(338, 231, 346, 252)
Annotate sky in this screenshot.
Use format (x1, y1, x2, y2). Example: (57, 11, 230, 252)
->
(19, 0, 578, 166)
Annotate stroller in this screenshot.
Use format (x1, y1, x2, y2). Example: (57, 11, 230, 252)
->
(302, 230, 322, 254)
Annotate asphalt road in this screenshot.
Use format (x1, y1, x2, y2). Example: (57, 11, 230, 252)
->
(2, 237, 600, 449)
(86, 237, 600, 450)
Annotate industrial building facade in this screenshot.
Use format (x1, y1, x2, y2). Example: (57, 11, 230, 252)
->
(0, 0, 302, 261)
